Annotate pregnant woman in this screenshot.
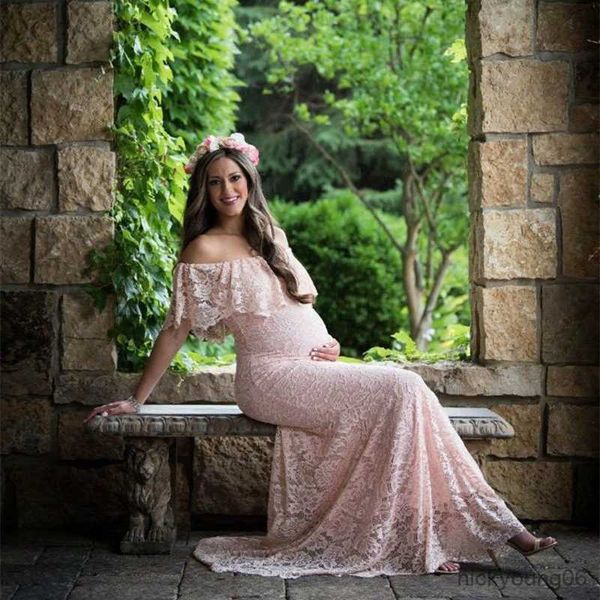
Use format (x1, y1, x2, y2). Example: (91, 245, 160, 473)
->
(84, 133, 557, 577)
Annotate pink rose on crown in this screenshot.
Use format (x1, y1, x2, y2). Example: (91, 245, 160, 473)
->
(183, 132, 260, 174)
(219, 133, 260, 165)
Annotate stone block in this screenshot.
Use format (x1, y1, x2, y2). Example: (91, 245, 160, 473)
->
(469, 140, 528, 209)
(58, 408, 124, 460)
(475, 59, 569, 134)
(542, 284, 599, 364)
(55, 372, 137, 405)
(0, 217, 32, 284)
(575, 60, 599, 104)
(34, 215, 113, 284)
(558, 169, 599, 278)
(0, 397, 52, 455)
(151, 367, 237, 405)
(67, 1, 114, 64)
(487, 403, 540, 458)
(192, 436, 273, 515)
(0, 3, 57, 63)
(475, 285, 537, 362)
(471, 208, 557, 281)
(62, 292, 114, 339)
(0, 71, 28, 144)
(547, 403, 599, 458)
(52, 365, 242, 405)
(478, 0, 534, 57)
(569, 104, 600, 133)
(58, 144, 115, 211)
(464, 439, 491, 466)
(397, 362, 543, 397)
(484, 460, 572, 520)
(9, 462, 127, 528)
(537, 2, 599, 52)
(547, 366, 599, 398)
(31, 68, 114, 144)
(62, 338, 117, 371)
(533, 133, 599, 166)
(530, 173, 555, 204)
(0, 291, 56, 396)
(0, 148, 55, 211)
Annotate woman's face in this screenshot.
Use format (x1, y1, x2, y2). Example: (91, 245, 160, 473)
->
(205, 156, 249, 218)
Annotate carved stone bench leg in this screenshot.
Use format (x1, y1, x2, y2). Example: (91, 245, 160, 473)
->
(120, 437, 176, 554)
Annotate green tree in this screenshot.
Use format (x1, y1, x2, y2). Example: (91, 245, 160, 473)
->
(251, 0, 469, 349)
(271, 192, 405, 356)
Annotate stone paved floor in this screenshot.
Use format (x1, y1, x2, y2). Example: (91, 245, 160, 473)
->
(1, 523, 598, 600)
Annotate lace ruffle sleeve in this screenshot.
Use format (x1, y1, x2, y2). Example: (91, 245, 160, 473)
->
(161, 252, 316, 343)
(285, 246, 318, 298)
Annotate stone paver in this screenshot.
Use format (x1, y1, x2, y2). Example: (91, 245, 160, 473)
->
(6, 583, 73, 600)
(287, 574, 395, 600)
(69, 579, 178, 600)
(0, 526, 598, 600)
(179, 570, 285, 600)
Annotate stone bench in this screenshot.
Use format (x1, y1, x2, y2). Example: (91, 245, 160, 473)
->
(86, 404, 514, 554)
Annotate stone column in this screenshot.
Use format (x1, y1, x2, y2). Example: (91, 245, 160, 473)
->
(0, 1, 119, 528)
(466, 0, 599, 523)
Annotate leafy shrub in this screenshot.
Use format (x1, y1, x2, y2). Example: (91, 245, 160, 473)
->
(270, 191, 405, 357)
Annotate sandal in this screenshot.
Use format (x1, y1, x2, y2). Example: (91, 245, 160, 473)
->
(487, 536, 558, 568)
(506, 537, 558, 556)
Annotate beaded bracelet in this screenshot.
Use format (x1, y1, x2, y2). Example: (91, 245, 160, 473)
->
(126, 394, 143, 413)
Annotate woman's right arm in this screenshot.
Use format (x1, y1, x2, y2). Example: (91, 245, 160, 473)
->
(83, 238, 214, 423)
(82, 320, 191, 423)
(130, 320, 191, 404)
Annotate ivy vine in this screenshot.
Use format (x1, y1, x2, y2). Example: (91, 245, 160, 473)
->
(85, 0, 242, 372)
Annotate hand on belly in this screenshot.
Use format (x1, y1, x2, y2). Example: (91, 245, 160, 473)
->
(308, 337, 341, 361)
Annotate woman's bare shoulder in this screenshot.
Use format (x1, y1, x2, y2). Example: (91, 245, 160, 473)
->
(180, 234, 223, 264)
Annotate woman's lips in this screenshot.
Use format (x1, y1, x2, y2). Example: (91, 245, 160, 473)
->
(221, 196, 239, 205)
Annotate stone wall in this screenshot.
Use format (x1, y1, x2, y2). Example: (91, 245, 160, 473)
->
(1, 0, 598, 533)
(466, 0, 599, 525)
(0, 1, 119, 529)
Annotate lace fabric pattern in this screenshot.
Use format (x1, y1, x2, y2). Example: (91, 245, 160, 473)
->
(161, 246, 525, 577)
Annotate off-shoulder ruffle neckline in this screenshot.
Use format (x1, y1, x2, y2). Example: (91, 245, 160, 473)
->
(162, 245, 318, 342)
(176, 246, 293, 268)
(176, 255, 264, 268)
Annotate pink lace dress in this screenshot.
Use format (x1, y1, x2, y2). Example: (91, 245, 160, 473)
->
(161, 245, 524, 578)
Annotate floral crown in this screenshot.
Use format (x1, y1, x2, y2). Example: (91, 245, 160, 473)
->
(184, 132, 260, 174)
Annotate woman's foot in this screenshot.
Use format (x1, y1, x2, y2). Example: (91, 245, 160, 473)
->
(508, 529, 557, 553)
(435, 560, 460, 573)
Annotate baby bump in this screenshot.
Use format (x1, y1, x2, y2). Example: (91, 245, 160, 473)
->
(235, 303, 331, 358)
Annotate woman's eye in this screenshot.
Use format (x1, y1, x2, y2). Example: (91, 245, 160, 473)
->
(232, 175, 240, 181)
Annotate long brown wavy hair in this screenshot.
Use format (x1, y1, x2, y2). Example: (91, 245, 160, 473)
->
(181, 147, 313, 304)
